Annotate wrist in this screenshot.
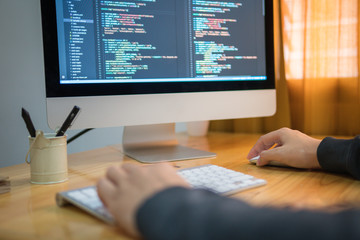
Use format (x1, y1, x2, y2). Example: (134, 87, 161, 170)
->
(310, 139, 322, 169)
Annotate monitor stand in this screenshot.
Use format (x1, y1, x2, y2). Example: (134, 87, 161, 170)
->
(122, 123, 216, 163)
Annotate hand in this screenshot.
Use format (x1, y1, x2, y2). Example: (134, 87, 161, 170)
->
(247, 128, 322, 169)
(96, 163, 190, 237)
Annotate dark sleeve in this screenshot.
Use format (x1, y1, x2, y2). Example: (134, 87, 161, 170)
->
(136, 187, 360, 240)
(317, 136, 360, 179)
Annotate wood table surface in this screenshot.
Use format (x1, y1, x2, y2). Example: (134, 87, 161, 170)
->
(1, 132, 360, 239)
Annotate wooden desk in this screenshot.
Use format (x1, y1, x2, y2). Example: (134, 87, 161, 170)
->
(1, 132, 360, 239)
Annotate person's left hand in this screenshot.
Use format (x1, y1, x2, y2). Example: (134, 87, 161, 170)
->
(97, 163, 189, 238)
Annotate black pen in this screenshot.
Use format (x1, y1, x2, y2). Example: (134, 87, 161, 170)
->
(56, 106, 81, 137)
(21, 108, 36, 138)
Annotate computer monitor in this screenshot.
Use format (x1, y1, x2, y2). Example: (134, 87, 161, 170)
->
(40, 0, 276, 163)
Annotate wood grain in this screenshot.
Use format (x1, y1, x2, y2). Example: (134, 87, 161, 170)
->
(1, 132, 359, 239)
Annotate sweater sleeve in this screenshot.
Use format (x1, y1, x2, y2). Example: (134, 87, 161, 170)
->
(136, 187, 360, 240)
(317, 136, 360, 180)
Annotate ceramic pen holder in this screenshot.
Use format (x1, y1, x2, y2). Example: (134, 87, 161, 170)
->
(25, 130, 68, 184)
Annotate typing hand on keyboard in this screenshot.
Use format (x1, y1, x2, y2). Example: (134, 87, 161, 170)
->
(56, 164, 266, 223)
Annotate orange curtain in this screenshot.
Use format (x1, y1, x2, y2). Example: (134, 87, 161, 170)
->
(211, 0, 360, 136)
(284, 0, 360, 135)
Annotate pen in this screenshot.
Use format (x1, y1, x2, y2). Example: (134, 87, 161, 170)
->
(21, 108, 36, 138)
(56, 106, 81, 137)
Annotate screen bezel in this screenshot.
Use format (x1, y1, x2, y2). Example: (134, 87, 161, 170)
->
(40, 0, 275, 98)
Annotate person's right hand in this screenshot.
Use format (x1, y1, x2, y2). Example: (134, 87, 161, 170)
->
(97, 163, 189, 238)
(247, 128, 322, 169)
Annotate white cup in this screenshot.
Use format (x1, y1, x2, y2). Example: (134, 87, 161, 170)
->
(25, 131, 68, 184)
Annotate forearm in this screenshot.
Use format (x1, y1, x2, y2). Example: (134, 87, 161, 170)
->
(317, 136, 360, 179)
(136, 187, 360, 240)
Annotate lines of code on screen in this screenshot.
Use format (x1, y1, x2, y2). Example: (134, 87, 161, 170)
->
(57, 0, 266, 83)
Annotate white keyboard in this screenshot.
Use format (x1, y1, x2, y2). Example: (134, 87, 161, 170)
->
(56, 186, 114, 223)
(178, 164, 266, 195)
(56, 164, 266, 223)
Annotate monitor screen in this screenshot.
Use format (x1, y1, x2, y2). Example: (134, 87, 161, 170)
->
(42, 0, 274, 97)
(40, 0, 276, 162)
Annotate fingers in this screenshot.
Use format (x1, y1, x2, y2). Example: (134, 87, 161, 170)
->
(256, 147, 284, 166)
(247, 129, 285, 159)
(98, 164, 140, 207)
(97, 177, 116, 207)
(106, 165, 126, 185)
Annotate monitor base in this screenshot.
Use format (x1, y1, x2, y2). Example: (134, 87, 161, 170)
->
(122, 123, 216, 163)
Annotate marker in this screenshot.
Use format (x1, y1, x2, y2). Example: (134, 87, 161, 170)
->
(21, 108, 36, 138)
(56, 106, 80, 137)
